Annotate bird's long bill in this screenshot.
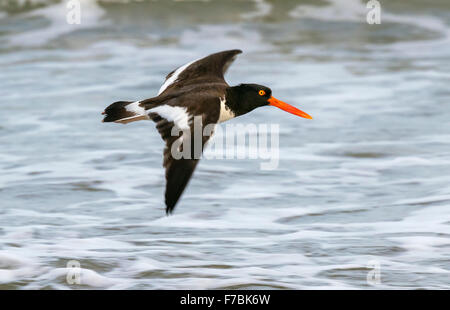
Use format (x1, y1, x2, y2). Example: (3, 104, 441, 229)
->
(268, 96, 313, 119)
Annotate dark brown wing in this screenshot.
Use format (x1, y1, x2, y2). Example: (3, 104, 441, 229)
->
(148, 97, 220, 214)
(158, 49, 242, 96)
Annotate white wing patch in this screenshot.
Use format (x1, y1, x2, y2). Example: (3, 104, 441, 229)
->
(157, 58, 198, 95)
(148, 105, 190, 130)
(218, 97, 235, 123)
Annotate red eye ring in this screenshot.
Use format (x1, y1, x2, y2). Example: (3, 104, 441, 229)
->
(259, 90, 265, 96)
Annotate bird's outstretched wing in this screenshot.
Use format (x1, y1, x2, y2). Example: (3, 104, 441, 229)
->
(148, 97, 220, 214)
(158, 49, 242, 96)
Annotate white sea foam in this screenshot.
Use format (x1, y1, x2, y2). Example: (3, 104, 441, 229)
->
(241, 0, 272, 20)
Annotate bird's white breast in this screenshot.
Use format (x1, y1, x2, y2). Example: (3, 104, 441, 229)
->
(218, 97, 235, 123)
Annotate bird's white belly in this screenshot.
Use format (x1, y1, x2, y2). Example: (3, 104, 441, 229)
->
(218, 97, 235, 123)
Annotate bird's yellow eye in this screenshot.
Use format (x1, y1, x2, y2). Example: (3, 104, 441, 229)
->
(259, 90, 266, 96)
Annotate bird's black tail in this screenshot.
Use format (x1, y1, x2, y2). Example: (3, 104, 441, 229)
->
(102, 101, 149, 124)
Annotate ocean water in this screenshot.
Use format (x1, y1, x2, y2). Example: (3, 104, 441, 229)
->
(0, 0, 449, 289)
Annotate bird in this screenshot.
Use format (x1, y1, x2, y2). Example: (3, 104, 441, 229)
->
(102, 49, 312, 214)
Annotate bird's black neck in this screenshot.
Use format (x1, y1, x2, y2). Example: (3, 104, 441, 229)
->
(225, 85, 260, 117)
(224, 86, 241, 115)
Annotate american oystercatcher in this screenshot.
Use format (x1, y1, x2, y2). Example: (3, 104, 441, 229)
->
(102, 50, 312, 214)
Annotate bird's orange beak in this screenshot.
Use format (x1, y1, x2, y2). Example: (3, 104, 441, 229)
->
(268, 96, 313, 120)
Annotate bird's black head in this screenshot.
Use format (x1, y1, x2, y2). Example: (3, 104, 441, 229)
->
(238, 84, 272, 112)
(226, 83, 313, 119)
(226, 84, 272, 116)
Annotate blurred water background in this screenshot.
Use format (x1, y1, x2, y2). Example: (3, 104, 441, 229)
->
(0, 0, 449, 289)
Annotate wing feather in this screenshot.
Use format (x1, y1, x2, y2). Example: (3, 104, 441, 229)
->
(158, 49, 242, 95)
(149, 103, 217, 214)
